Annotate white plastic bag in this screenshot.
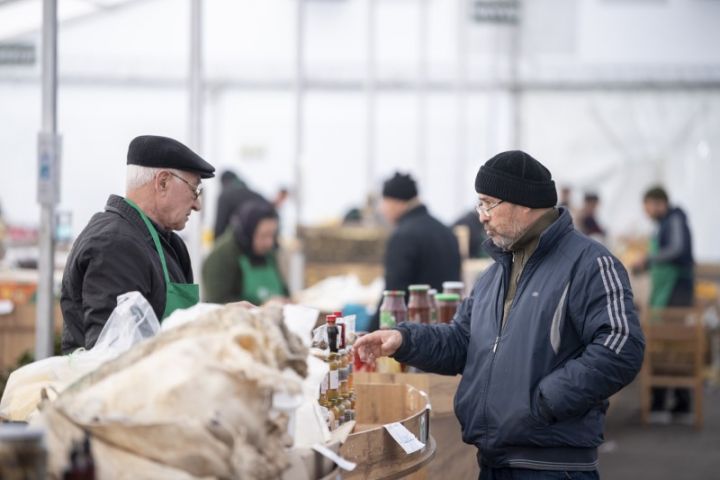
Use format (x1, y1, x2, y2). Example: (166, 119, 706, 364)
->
(0, 291, 159, 421)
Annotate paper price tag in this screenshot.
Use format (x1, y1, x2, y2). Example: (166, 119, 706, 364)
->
(312, 444, 357, 471)
(384, 422, 425, 454)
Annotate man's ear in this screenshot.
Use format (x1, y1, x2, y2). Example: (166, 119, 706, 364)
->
(155, 171, 170, 192)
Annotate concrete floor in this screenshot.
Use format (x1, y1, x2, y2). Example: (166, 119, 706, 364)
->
(599, 380, 720, 480)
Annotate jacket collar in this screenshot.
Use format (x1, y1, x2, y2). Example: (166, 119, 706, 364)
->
(483, 207, 573, 265)
(397, 204, 427, 225)
(104, 194, 172, 243)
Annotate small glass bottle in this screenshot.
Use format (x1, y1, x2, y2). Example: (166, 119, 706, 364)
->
(338, 348, 348, 400)
(334, 397, 346, 426)
(333, 311, 347, 350)
(326, 315, 340, 403)
(408, 284, 431, 324)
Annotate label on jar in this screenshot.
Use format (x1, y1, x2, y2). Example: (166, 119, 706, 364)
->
(320, 374, 329, 393)
(330, 370, 339, 389)
(380, 311, 396, 329)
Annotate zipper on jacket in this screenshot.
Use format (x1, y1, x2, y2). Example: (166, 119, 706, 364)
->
(480, 265, 508, 451)
(493, 256, 540, 355)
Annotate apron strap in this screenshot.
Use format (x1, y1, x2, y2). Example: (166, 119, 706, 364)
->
(124, 198, 171, 285)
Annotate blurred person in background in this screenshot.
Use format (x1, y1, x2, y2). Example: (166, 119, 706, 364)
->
(632, 185, 695, 420)
(213, 169, 267, 240)
(369, 172, 462, 331)
(202, 200, 288, 305)
(577, 192, 606, 242)
(558, 185, 573, 209)
(61, 135, 215, 353)
(356, 151, 644, 479)
(342, 193, 383, 226)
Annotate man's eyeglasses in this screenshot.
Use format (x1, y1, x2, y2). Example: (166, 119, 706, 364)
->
(168, 171, 203, 200)
(475, 199, 504, 217)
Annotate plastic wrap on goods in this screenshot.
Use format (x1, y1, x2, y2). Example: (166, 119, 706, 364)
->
(34, 303, 308, 480)
(0, 291, 160, 422)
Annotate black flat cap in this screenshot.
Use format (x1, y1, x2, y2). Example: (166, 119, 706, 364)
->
(127, 135, 215, 179)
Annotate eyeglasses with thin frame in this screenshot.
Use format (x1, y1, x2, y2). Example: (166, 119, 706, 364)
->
(475, 199, 504, 217)
(168, 171, 203, 200)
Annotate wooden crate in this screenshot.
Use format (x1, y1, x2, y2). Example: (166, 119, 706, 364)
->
(304, 262, 383, 288)
(300, 225, 388, 264)
(340, 383, 436, 480)
(353, 372, 480, 479)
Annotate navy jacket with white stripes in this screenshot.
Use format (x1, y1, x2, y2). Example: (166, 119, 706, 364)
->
(393, 207, 645, 471)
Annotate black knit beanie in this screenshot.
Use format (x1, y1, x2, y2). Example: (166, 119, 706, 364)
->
(382, 172, 418, 201)
(475, 150, 557, 208)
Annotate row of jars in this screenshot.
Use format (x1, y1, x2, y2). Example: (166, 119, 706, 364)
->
(379, 281, 465, 329)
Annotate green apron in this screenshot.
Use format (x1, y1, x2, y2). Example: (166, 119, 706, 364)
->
(648, 237, 682, 308)
(238, 254, 284, 305)
(125, 199, 199, 319)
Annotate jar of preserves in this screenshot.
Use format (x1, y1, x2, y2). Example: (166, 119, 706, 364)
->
(379, 290, 407, 328)
(408, 284, 431, 324)
(436, 293, 461, 324)
(442, 281, 465, 300)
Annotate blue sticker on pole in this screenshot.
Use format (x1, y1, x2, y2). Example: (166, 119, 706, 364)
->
(37, 132, 62, 206)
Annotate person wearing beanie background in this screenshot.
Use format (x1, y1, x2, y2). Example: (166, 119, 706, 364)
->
(369, 172, 462, 331)
(202, 200, 289, 305)
(61, 135, 215, 353)
(356, 151, 645, 478)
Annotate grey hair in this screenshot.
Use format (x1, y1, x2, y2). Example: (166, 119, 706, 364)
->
(126, 165, 189, 191)
(126, 165, 161, 191)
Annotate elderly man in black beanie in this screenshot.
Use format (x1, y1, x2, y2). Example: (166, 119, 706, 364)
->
(369, 172, 462, 331)
(60, 135, 215, 353)
(356, 151, 645, 479)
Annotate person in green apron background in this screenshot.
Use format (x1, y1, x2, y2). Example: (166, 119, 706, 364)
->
(202, 200, 288, 305)
(60, 135, 215, 354)
(632, 185, 695, 420)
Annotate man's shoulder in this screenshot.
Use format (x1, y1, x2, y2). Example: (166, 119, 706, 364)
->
(555, 230, 627, 279)
(401, 209, 451, 234)
(73, 211, 146, 254)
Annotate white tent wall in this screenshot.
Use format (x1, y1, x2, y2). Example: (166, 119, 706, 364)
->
(0, 0, 719, 261)
(522, 91, 720, 261)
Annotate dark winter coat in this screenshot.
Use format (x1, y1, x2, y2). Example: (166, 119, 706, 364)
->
(393, 208, 645, 470)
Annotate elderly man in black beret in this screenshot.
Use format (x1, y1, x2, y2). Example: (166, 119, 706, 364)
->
(369, 172, 462, 331)
(60, 135, 215, 353)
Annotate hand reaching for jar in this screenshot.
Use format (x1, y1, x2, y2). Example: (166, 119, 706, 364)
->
(353, 329, 403, 368)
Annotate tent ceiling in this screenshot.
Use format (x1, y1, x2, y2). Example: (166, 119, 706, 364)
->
(0, 0, 145, 41)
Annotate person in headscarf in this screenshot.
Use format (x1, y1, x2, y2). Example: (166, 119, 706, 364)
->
(202, 200, 288, 304)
